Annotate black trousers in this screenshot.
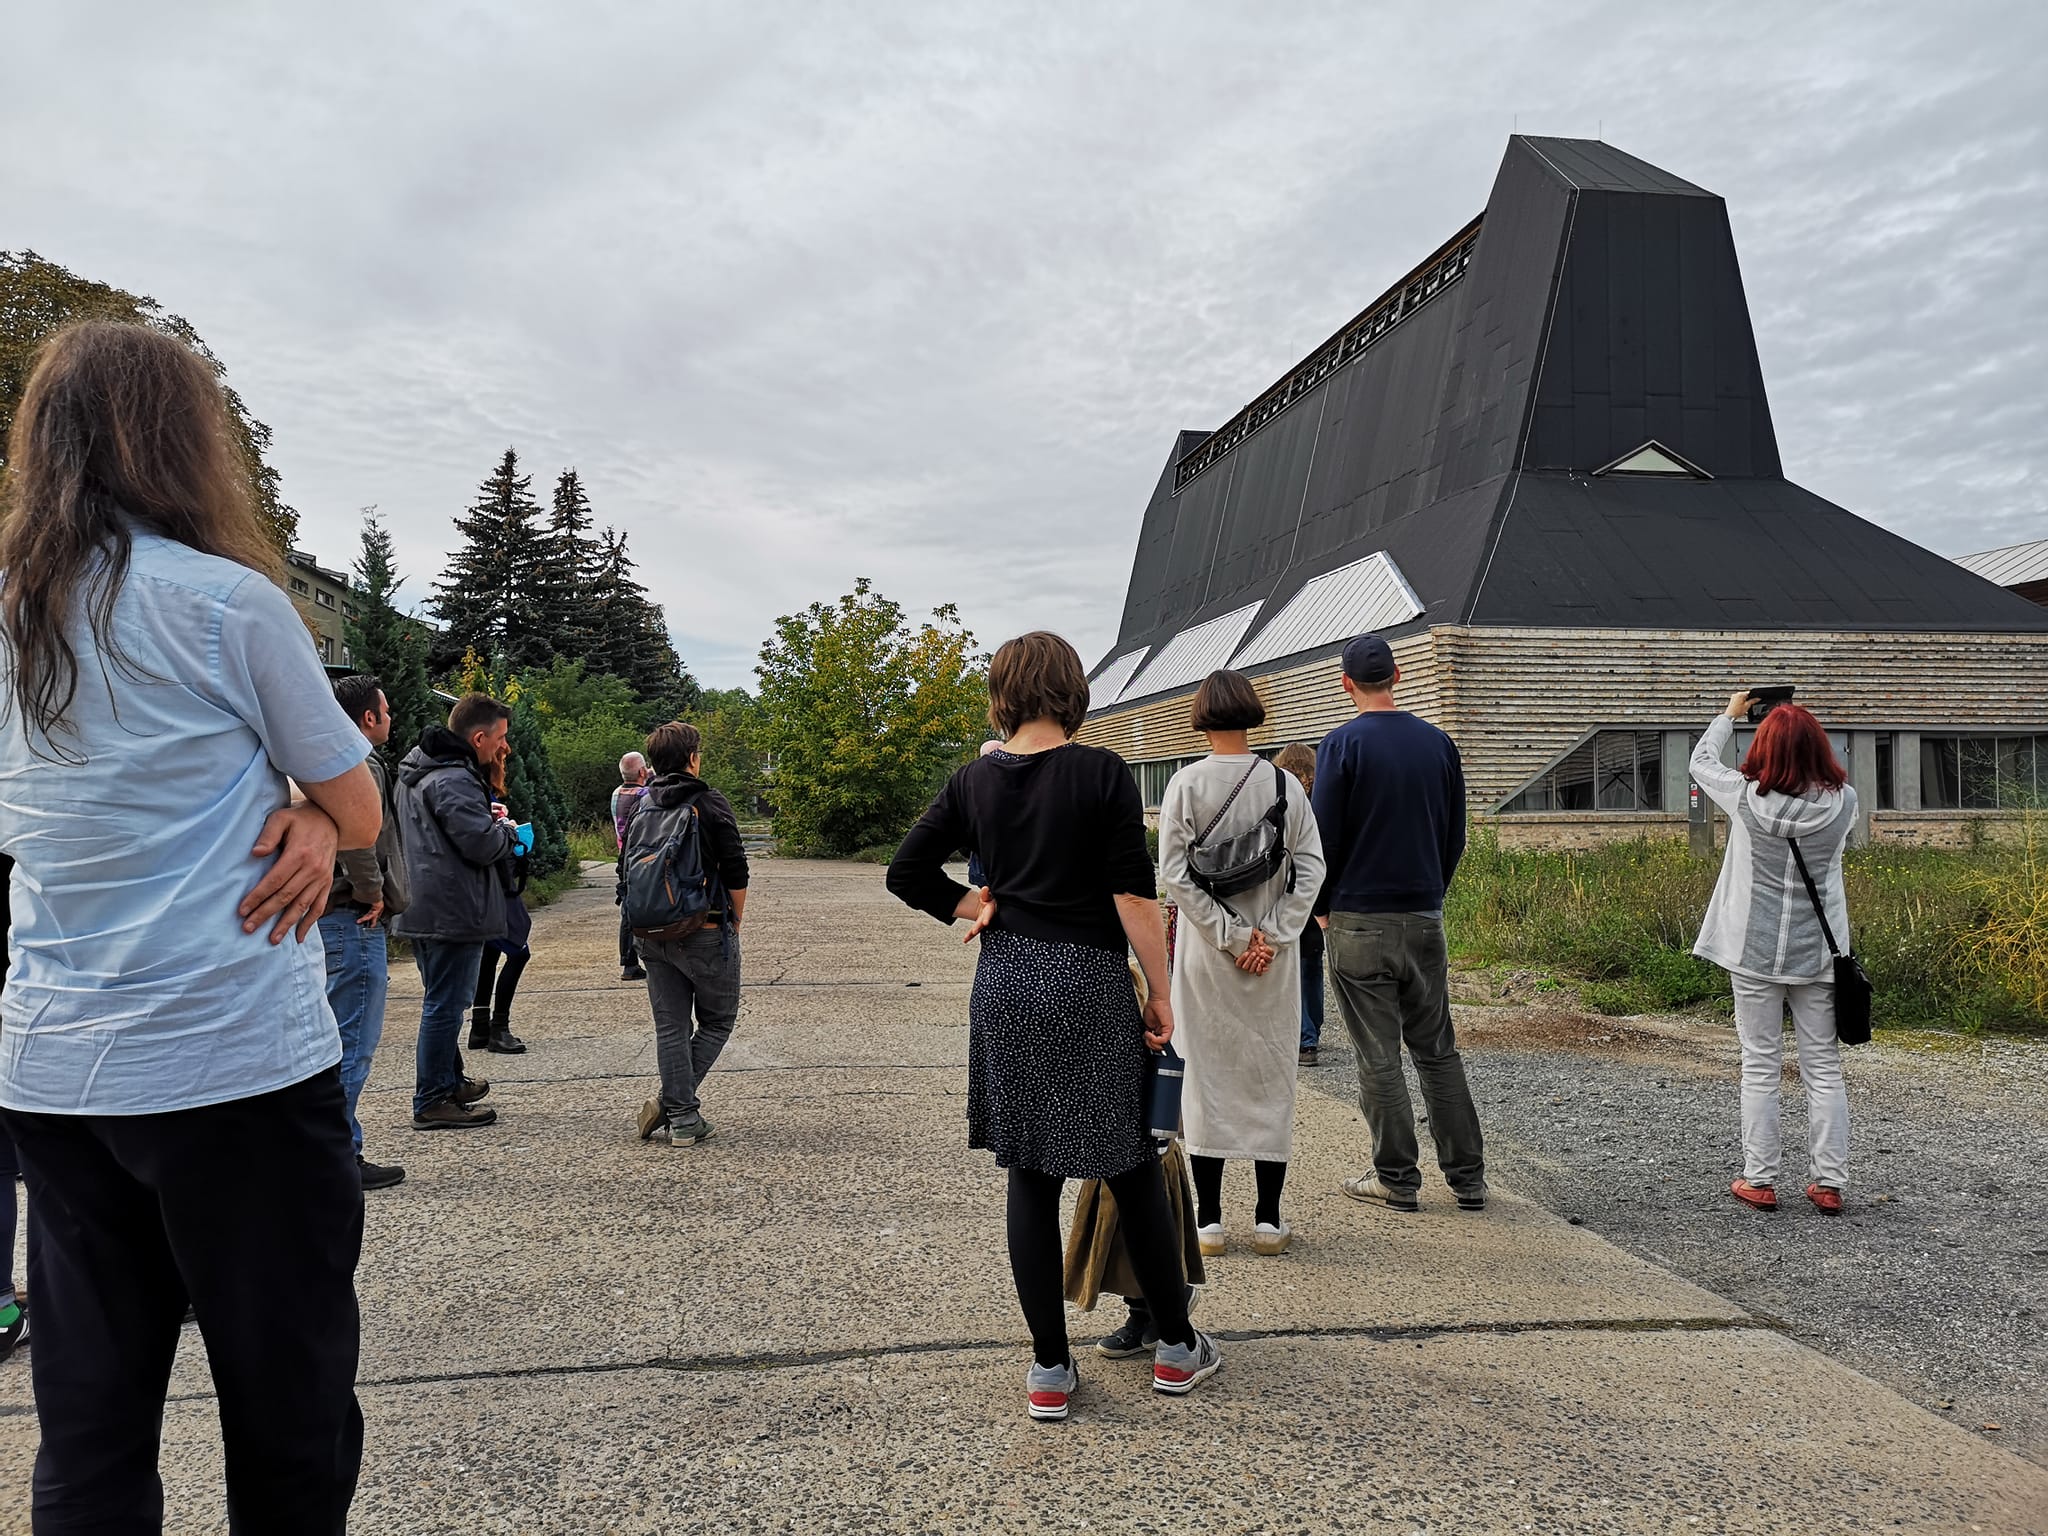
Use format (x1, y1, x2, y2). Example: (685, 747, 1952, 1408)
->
(619, 909, 639, 969)
(1007, 1158, 1194, 1368)
(474, 945, 528, 1023)
(2, 1070, 364, 1535)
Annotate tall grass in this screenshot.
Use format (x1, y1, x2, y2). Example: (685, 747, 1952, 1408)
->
(565, 821, 616, 864)
(1445, 827, 2047, 1033)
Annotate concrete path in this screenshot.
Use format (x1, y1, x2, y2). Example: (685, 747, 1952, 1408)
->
(3, 858, 2044, 1534)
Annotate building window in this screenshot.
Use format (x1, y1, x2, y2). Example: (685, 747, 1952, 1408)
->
(1919, 734, 2047, 809)
(1134, 756, 1202, 809)
(341, 601, 358, 620)
(1501, 732, 1664, 812)
(289, 577, 309, 596)
(318, 635, 335, 662)
(315, 590, 335, 608)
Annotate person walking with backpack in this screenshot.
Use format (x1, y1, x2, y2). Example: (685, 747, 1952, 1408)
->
(624, 722, 750, 1147)
(1316, 634, 1488, 1215)
(1691, 692, 1858, 1216)
(391, 694, 519, 1130)
(1158, 672, 1325, 1261)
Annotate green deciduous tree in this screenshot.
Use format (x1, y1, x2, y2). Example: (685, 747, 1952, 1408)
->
(1, 249, 297, 550)
(695, 686, 766, 816)
(345, 507, 439, 768)
(755, 579, 987, 856)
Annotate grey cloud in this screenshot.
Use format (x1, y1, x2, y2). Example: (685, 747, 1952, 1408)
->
(4, 1, 2041, 686)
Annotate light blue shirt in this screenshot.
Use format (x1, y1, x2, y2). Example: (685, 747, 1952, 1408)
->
(0, 531, 373, 1114)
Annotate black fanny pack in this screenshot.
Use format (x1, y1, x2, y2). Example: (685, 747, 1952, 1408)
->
(1187, 761, 1294, 902)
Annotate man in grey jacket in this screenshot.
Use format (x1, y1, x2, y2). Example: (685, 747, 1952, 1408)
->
(320, 675, 413, 1185)
(392, 693, 517, 1130)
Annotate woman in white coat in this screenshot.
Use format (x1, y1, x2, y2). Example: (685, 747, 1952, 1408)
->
(1159, 670, 1325, 1257)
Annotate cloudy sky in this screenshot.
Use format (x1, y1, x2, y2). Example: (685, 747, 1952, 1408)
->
(6, 2, 2043, 687)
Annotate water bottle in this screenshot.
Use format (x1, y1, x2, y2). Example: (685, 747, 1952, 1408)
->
(1145, 1042, 1185, 1143)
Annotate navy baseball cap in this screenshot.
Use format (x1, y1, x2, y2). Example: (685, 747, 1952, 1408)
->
(1341, 633, 1396, 685)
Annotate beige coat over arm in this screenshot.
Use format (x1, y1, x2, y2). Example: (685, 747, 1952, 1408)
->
(1159, 754, 1326, 1163)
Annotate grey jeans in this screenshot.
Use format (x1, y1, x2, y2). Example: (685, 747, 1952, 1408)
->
(1326, 912, 1486, 1197)
(642, 926, 742, 1122)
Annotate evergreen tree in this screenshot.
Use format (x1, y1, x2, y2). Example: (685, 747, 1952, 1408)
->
(345, 508, 438, 767)
(431, 449, 551, 675)
(530, 468, 598, 661)
(586, 527, 700, 722)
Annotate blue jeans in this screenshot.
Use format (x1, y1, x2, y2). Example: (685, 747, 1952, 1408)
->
(412, 939, 485, 1116)
(1300, 918, 1326, 1050)
(318, 909, 388, 1153)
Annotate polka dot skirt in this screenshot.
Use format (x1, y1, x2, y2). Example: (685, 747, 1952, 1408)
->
(967, 929, 1154, 1180)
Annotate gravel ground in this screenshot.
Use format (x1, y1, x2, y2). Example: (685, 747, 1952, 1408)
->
(1302, 993, 2048, 1468)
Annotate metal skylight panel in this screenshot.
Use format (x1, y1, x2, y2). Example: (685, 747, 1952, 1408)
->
(1119, 603, 1263, 702)
(1087, 646, 1151, 709)
(1231, 552, 1423, 670)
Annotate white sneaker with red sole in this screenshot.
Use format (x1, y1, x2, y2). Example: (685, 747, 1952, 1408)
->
(1027, 1357, 1077, 1421)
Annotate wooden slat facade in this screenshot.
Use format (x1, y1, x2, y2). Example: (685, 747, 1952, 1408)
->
(1078, 626, 2048, 816)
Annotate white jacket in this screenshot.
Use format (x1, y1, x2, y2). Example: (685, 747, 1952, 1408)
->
(1690, 715, 1856, 983)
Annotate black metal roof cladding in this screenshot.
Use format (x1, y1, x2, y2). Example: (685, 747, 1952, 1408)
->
(1093, 135, 2048, 709)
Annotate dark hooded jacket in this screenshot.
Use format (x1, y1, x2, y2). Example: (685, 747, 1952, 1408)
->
(390, 725, 517, 943)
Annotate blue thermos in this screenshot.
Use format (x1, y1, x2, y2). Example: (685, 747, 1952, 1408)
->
(1145, 1042, 1185, 1142)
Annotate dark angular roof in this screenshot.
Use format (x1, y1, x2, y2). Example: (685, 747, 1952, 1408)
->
(1093, 135, 2048, 705)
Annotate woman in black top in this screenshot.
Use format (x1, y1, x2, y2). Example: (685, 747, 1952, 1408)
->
(889, 632, 1219, 1421)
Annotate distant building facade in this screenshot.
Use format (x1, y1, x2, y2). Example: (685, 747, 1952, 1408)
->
(1076, 136, 2048, 850)
(286, 548, 356, 666)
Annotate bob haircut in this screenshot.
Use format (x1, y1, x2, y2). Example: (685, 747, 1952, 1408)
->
(1273, 741, 1316, 794)
(1739, 703, 1848, 798)
(1190, 669, 1265, 732)
(646, 720, 703, 777)
(988, 631, 1090, 737)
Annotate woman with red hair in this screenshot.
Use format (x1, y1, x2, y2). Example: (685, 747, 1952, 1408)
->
(1690, 692, 1856, 1215)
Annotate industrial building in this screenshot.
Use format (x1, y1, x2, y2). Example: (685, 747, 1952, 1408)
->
(1075, 136, 2048, 847)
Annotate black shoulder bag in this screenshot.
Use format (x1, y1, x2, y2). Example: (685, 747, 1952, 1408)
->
(1787, 838, 1872, 1046)
(1186, 761, 1294, 903)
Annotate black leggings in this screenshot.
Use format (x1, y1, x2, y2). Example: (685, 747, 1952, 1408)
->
(1007, 1160, 1194, 1368)
(474, 947, 528, 1022)
(1189, 1154, 1288, 1228)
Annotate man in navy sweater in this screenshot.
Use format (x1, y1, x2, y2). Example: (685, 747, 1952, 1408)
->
(1312, 634, 1488, 1213)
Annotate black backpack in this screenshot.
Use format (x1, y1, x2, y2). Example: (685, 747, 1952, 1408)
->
(621, 792, 717, 941)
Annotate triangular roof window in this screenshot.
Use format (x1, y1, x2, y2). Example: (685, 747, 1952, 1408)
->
(1594, 440, 1711, 479)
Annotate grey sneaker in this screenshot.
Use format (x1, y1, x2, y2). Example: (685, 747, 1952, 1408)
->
(1341, 1173, 1419, 1211)
(1152, 1330, 1222, 1396)
(661, 1113, 714, 1145)
(1455, 1183, 1490, 1212)
(1027, 1356, 1077, 1421)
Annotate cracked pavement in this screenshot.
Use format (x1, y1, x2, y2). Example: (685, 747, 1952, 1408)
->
(3, 858, 2044, 1533)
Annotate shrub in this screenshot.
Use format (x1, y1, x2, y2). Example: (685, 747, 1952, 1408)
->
(543, 709, 646, 824)
(1445, 827, 2046, 1034)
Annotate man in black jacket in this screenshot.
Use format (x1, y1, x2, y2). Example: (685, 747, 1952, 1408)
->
(623, 721, 750, 1147)
(392, 694, 517, 1130)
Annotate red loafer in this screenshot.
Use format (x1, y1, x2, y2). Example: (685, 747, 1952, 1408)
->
(1730, 1178, 1779, 1211)
(1805, 1184, 1844, 1216)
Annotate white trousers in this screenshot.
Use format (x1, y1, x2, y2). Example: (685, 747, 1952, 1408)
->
(1729, 974, 1849, 1190)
